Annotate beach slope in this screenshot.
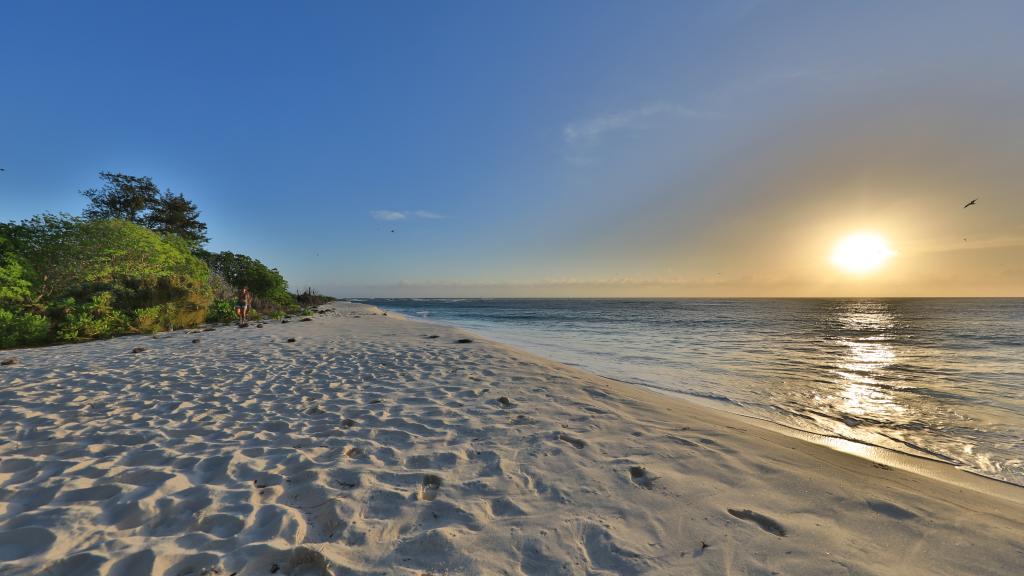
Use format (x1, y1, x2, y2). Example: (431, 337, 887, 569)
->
(1, 302, 1021, 575)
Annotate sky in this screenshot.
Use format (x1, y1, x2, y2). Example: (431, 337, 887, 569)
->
(1, 1, 1022, 297)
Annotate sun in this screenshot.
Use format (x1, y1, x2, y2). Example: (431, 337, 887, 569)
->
(830, 232, 895, 274)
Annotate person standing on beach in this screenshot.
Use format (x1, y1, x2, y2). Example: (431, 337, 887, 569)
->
(235, 286, 253, 326)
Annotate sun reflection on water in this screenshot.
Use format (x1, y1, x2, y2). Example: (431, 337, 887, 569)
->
(820, 303, 907, 425)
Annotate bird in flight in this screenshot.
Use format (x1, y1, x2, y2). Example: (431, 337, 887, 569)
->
(963, 198, 978, 208)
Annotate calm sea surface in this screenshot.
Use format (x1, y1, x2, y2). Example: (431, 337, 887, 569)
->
(367, 298, 1024, 485)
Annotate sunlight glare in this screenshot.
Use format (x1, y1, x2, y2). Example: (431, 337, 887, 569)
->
(830, 233, 895, 274)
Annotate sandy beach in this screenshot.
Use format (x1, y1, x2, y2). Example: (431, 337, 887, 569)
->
(1, 301, 1022, 575)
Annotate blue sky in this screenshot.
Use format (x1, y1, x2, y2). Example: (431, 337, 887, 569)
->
(2, 1, 1022, 296)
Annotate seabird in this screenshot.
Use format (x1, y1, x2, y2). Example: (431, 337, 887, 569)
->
(963, 198, 978, 208)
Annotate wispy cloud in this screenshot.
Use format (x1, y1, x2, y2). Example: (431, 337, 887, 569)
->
(563, 103, 703, 144)
(371, 210, 444, 221)
(371, 210, 407, 221)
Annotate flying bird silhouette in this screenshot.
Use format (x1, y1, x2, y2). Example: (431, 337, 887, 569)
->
(963, 198, 978, 208)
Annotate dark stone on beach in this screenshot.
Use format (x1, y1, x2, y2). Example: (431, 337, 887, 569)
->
(301, 317, 312, 322)
(257, 323, 264, 328)
(427, 335, 439, 339)
(131, 347, 146, 354)
(497, 396, 513, 408)
(287, 338, 296, 343)
(455, 338, 473, 344)
(341, 418, 357, 428)
(1, 358, 17, 366)
(191, 339, 200, 344)
(281, 319, 289, 323)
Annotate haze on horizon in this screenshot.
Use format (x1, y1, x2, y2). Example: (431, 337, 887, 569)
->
(2, 1, 1022, 297)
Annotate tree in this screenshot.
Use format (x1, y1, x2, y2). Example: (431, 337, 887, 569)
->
(80, 172, 160, 223)
(145, 190, 209, 246)
(197, 250, 292, 305)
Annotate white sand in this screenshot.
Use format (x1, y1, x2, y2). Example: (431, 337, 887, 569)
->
(1, 302, 1022, 575)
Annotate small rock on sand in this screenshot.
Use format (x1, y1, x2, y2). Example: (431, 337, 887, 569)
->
(497, 396, 513, 408)
(301, 317, 313, 322)
(191, 339, 200, 344)
(1, 358, 17, 366)
(455, 338, 473, 344)
(131, 347, 147, 354)
(286, 338, 296, 343)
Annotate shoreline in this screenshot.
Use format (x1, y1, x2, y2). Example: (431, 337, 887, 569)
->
(372, 299, 1024, 496)
(2, 301, 1022, 574)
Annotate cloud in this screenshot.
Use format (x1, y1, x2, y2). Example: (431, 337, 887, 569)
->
(371, 210, 444, 221)
(563, 103, 702, 144)
(371, 210, 407, 221)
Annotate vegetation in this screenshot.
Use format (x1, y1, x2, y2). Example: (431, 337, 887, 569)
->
(0, 171, 334, 348)
(0, 216, 212, 343)
(296, 286, 336, 307)
(81, 172, 209, 246)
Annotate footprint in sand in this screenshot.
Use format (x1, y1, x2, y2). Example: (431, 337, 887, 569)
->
(727, 508, 787, 537)
(628, 466, 655, 489)
(866, 499, 917, 520)
(557, 432, 586, 449)
(419, 474, 442, 501)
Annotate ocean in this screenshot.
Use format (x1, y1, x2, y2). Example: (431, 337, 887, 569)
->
(366, 298, 1024, 486)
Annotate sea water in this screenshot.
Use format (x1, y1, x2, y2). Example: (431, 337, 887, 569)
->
(368, 298, 1024, 486)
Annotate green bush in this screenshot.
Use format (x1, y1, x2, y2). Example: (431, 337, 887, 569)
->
(206, 299, 237, 323)
(1, 216, 213, 345)
(56, 292, 132, 341)
(0, 309, 49, 347)
(0, 236, 50, 346)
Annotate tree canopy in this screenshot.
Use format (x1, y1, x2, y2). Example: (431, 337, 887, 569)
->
(81, 172, 159, 223)
(80, 172, 208, 246)
(145, 190, 209, 245)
